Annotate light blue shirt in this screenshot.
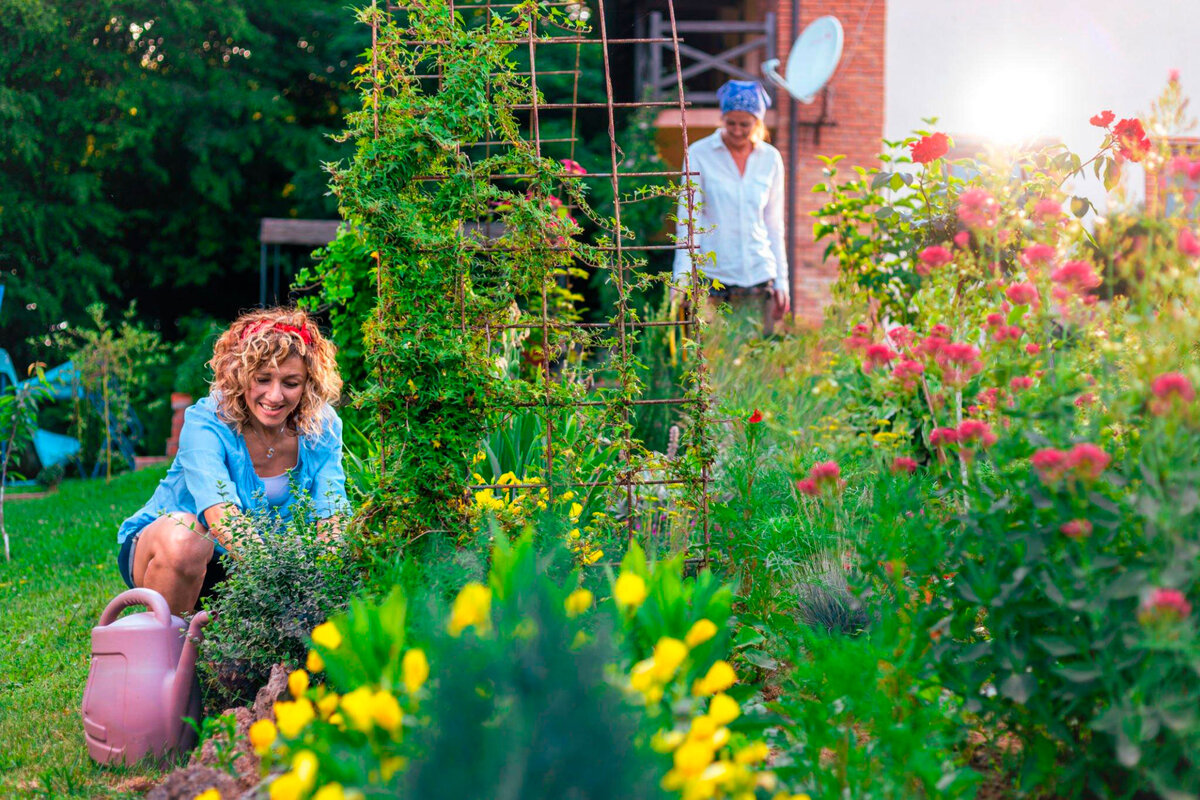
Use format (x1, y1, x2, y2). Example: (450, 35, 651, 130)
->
(117, 396, 349, 547)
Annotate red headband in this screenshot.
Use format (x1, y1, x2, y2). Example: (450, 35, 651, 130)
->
(241, 320, 313, 346)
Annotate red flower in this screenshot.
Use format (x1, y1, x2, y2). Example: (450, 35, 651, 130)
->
(1020, 243, 1057, 270)
(953, 231, 970, 248)
(1009, 375, 1035, 391)
(1060, 519, 1093, 539)
(909, 132, 950, 164)
(560, 158, 587, 175)
(887, 326, 914, 349)
(795, 477, 820, 497)
(929, 324, 951, 338)
(917, 245, 953, 276)
(1113, 118, 1151, 162)
(863, 343, 899, 372)
(957, 188, 1000, 230)
(1065, 443, 1110, 481)
(993, 325, 1023, 343)
(1025, 343, 1042, 356)
(1031, 448, 1069, 483)
(892, 359, 925, 389)
(844, 335, 870, 354)
(1051, 260, 1101, 294)
(935, 342, 983, 386)
(1149, 372, 1195, 415)
(1142, 588, 1192, 621)
(1074, 392, 1096, 407)
(1033, 198, 1063, 222)
(1177, 227, 1200, 257)
(985, 312, 1005, 329)
(929, 427, 959, 449)
(891, 456, 919, 474)
(1169, 69, 1181, 84)
(1006, 282, 1039, 306)
(797, 461, 844, 497)
(747, 409, 763, 424)
(1089, 109, 1115, 128)
(956, 419, 997, 448)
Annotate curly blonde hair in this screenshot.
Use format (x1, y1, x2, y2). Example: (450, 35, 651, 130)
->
(208, 308, 342, 437)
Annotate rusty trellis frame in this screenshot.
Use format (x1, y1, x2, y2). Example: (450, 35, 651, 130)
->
(369, 0, 713, 557)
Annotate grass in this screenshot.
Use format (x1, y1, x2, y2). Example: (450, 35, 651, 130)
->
(0, 467, 173, 798)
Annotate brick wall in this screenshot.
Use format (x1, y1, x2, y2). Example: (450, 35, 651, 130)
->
(773, 0, 886, 322)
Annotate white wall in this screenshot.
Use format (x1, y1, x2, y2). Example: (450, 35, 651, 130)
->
(886, 0, 1200, 212)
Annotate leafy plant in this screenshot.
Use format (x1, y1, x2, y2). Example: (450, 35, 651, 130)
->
(0, 365, 48, 561)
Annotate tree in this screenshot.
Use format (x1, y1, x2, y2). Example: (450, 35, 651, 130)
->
(0, 0, 368, 368)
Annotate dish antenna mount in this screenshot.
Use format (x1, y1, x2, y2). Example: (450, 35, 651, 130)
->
(762, 16, 844, 103)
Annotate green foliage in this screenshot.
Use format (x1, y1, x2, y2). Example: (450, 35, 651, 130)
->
(201, 491, 360, 704)
(0, 365, 49, 561)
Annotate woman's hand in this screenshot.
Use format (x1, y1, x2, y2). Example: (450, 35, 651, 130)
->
(771, 289, 790, 320)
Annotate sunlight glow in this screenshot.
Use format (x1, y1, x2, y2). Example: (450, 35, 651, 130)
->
(961, 60, 1060, 146)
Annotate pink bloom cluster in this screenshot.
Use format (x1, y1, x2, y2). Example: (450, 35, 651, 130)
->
(1060, 519, 1093, 539)
(1149, 372, 1195, 416)
(1140, 588, 1193, 622)
(796, 461, 845, 497)
(936, 342, 983, 387)
(1178, 227, 1200, 257)
(1031, 443, 1111, 485)
(917, 245, 952, 276)
(891, 456, 919, 474)
(1020, 243, 1057, 271)
(957, 188, 1000, 231)
(929, 419, 998, 457)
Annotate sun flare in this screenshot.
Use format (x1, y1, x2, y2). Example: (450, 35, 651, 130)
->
(962, 60, 1060, 146)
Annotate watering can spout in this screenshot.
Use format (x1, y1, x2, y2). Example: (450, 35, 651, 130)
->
(171, 611, 210, 729)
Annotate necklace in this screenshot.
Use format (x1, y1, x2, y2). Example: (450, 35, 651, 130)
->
(250, 424, 287, 459)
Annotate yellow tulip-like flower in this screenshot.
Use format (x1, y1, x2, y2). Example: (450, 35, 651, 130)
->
(630, 658, 657, 693)
(268, 772, 303, 800)
(692, 660, 736, 696)
(651, 637, 689, 682)
(248, 719, 277, 755)
(312, 784, 346, 800)
(317, 692, 340, 719)
(651, 729, 686, 753)
(194, 789, 221, 800)
(688, 714, 717, 742)
(311, 621, 342, 651)
(708, 693, 740, 726)
(613, 572, 648, 610)
(339, 686, 375, 731)
(306, 649, 325, 673)
(273, 698, 315, 739)
(564, 588, 594, 617)
(734, 741, 770, 765)
(673, 740, 716, 778)
(584, 548, 604, 565)
(685, 619, 718, 648)
(288, 669, 309, 699)
(448, 582, 492, 637)
(402, 648, 429, 694)
(372, 690, 404, 732)
(569, 502, 583, 521)
(291, 750, 319, 790)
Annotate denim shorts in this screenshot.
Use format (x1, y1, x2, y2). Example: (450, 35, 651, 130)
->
(116, 533, 229, 603)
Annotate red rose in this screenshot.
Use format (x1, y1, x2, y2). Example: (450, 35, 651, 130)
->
(909, 132, 949, 164)
(1089, 110, 1115, 128)
(747, 409, 763, 424)
(1113, 118, 1151, 162)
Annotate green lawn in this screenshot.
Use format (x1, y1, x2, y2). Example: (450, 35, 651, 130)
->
(0, 468, 172, 798)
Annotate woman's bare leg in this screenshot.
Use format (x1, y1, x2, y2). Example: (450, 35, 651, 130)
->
(131, 513, 216, 615)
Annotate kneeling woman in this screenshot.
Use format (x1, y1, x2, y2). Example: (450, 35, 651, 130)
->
(116, 308, 348, 615)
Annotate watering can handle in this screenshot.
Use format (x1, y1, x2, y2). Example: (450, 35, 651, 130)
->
(98, 588, 173, 627)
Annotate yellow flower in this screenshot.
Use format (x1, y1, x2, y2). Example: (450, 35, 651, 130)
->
(735, 741, 770, 765)
(569, 502, 583, 521)
(311, 621, 342, 651)
(306, 649, 325, 673)
(630, 658, 656, 693)
(312, 784, 346, 800)
(372, 690, 403, 732)
(316, 692, 340, 718)
(448, 582, 492, 636)
(685, 619, 718, 648)
(651, 637, 689, 682)
(651, 729, 686, 752)
(692, 660, 736, 696)
(688, 714, 717, 742)
(564, 588, 594, 617)
(613, 572, 648, 610)
(584, 548, 603, 565)
(673, 740, 715, 778)
(248, 719, 277, 755)
(403, 648, 429, 694)
(381, 756, 407, 781)
(269, 773, 303, 800)
(194, 790, 221, 800)
(288, 669, 309, 699)
(708, 693, 740, 726)
(273, 698, 315, 739)
(340, 686, 375, 731)
(292, 750, 319, 790)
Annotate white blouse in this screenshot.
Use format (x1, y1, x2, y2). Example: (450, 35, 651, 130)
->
(672, 131, 789, 296)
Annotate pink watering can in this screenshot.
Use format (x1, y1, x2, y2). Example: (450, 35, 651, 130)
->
(81, 588, 211, 765)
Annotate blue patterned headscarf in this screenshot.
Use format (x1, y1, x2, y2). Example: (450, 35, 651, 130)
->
(716, 80, 771, 119)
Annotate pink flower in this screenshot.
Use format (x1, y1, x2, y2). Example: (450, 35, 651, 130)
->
(844, 335, 870, 354)
(1026, 343, 1042, 356)
(560, 158, 587, 175)
(1169, 69, 1181, 84)
(917, 245, 953, 276)
(936, 342, 983, 386)
(1060, 519, 1093, 539)
(957, 188, 1000, 230)
(1137, 587, 1185, 623)
(985, 312, 1005, 328)
(929, 427, 959, 449)
(891, 456, 919, 474)
(748, 409, 763, 424)
(1006, 282, 1039, 306)
(953, 231, 970, 248)
(1066, 443, 1110, 481)
(1149, 372, 1195, 415)
(1033, 198, 1063, 223)
(1090, 110, 1115, 128)
(795, 477, 820, 497)
(864, 343, 899, 372)
(1010, 375, 1035, 391)
(1177, 227, 1200, 257)
(1020, 243, 1058, 269)
(957, 419, 997, 448)
(892, 359, 925, 389)
(1074, 392, 1096, 407)
(909, 132, 950, 164)
(1031, 448, 1069, 483)
(977, 387, 1002, 409)
(929, 324, 951, 338)
(797, 461, 844, 497)
(887, 326, 915, 349)
(1051, 260, 1101, 294)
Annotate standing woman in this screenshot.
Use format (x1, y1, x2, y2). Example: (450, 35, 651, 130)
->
(115, 308, 349, 615)
(673, 79, 789, 335)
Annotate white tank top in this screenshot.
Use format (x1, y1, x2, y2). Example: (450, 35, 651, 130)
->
(260, 473, 290, 506)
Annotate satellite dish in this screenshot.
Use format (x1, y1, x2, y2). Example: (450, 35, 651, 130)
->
(763, 16, 844, 104)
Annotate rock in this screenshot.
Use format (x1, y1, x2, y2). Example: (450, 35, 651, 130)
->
(252, 663, 291, 722)
(144, 765, 241, 800)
